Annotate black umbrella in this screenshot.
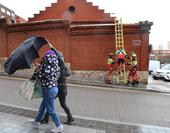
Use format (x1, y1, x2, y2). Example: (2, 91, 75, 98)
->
(4, 36, 48, 75)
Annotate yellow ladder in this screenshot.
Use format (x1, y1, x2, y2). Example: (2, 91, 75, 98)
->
(114, 17, 127, 84)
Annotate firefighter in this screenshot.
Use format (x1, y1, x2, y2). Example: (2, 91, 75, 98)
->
(127, 51, 139, 85)
(114, 48, 127, 76)
(107, 52, 115, 83)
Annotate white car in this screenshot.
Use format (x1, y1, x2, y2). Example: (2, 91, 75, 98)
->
(148, 60, 160, 74)
(152, 64, 170, 80)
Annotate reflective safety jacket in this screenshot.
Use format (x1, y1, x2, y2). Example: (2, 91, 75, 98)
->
(115, 49, 127, 59)
(130, 54, 138, 66)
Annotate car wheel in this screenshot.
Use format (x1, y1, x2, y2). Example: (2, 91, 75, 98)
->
(153, 76, 158, 80)
(164, 78, 170, 82)
(148, 71, 152, 74)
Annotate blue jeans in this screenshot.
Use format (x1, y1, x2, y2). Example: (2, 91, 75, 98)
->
(35, 86, 61, 127)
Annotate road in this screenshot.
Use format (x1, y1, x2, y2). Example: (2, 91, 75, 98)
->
(0, 76, 170, 128)
(147, 75, 170, 92)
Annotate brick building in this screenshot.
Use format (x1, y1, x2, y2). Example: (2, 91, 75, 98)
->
(0, 3, 15, 23)
(0, 0, 152, 83)
(0, 3, 26, 24)
(150, 50, 170, 64)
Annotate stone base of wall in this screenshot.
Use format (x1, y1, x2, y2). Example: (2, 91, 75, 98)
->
(137, 71, 148, 84)
(72, 70, 148, 84)
(0, 57, 7, 66)
(71, 70, 107, 82)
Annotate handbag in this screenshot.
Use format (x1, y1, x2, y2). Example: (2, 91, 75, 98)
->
(31, 80, 42, 99)
(19, 79, 35, 100)
(64, 65, 71, 77)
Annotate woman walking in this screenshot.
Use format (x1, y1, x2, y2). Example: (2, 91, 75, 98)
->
(31, 50, 63, 133)
(41, 48, 74, 125)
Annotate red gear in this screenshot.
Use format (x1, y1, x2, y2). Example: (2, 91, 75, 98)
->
(128, 65, 138, 82)
(107, 64, 114, 81)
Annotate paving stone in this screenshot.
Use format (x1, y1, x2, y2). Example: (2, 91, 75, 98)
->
(1, 105, 170, 133)
(0, 112, 105, 133)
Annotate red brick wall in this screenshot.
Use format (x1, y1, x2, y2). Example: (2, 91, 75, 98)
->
(70, 33, 114, 70)
(69, 24, 150, 71)
(0, 19, 151, 71)
(123, 25, 150, 71)
(28, 0, 113, 22)
(4, 19, 69, 61)
(0, 19, 7, 57)
(16, 16, 27, 23)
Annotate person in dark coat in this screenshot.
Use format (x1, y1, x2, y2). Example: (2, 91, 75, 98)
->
(41, 47, 74, 125)
(31, 50, 63, 133)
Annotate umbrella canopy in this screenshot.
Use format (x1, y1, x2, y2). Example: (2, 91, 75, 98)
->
(4, 36, 48, 75)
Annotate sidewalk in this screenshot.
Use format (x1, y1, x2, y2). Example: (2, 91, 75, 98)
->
(1, 104, 170, 133)
(0, 112, 105, 133)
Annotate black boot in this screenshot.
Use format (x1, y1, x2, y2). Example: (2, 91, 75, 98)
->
(135, 80, 139, 84)
(64, 117, 74, 125)
(41, 112, 49, 124)
(126, 80, 130, 86)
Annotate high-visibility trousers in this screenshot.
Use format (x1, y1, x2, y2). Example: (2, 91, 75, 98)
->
(107, 65, 113, 81)
(128, 66, 138, 81)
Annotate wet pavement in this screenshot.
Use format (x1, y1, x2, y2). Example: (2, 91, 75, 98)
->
(0, 112, 105, 133)
(0, 104, 170, 133)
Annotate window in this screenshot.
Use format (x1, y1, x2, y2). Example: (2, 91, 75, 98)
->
(11, 12, 15, 17)
(1, 8, 6, 13)
(7, 10, 11, 16)
(68, 6, 76, 13)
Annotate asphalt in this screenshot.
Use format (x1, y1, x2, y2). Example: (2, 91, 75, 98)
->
(0, 71, 168, 93)
(0, 72, 170, 132)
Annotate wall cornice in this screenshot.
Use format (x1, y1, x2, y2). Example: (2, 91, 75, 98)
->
(6, 19, 69, 32)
